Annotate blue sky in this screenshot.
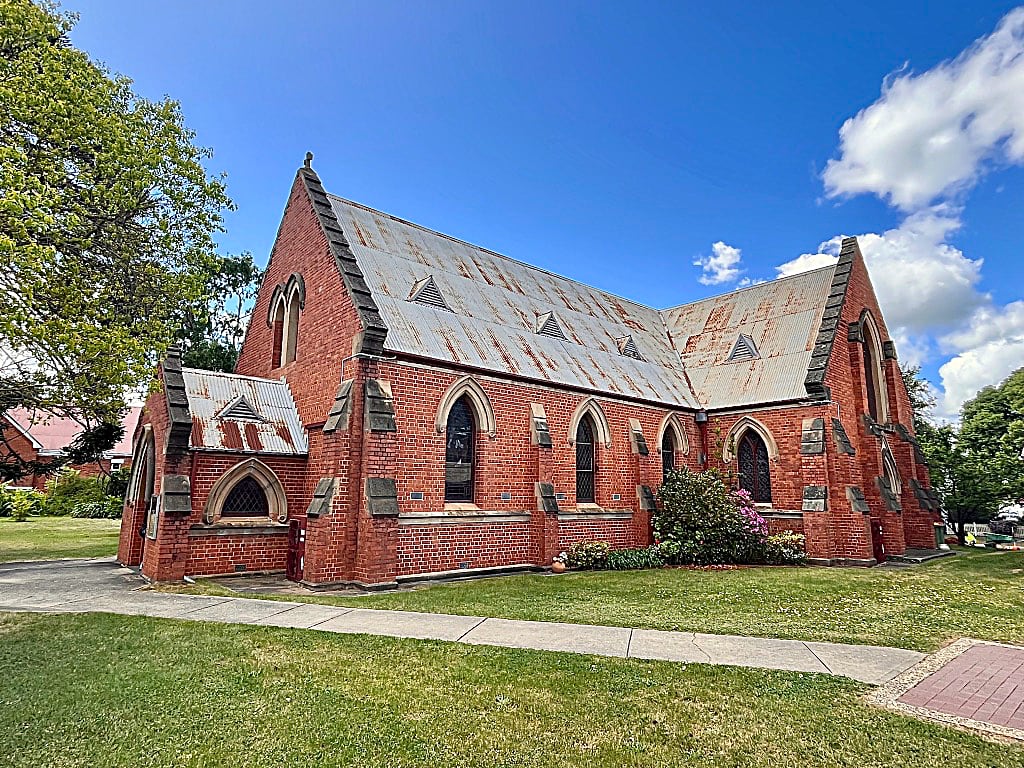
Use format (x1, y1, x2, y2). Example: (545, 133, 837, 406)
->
(67, 1, 1024, 417)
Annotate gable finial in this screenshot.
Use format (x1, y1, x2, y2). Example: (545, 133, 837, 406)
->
(304, 151, 313, 169)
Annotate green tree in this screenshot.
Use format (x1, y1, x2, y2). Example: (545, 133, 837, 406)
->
(900, 363, 937, 435)
(0, 0, 233, 480)
(177, 252, 261, 373)
(910, 367, 1024, 544)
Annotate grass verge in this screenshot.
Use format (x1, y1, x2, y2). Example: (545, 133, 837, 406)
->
(0, 516, 120, 563)
(168, 548, 1024, 651)
(1, 611, 1020, 767)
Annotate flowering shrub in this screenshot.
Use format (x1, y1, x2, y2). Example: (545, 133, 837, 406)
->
(654, 468, 770, 565)
(564, 540, 610, 569)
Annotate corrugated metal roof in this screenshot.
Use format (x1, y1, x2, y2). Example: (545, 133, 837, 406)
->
(329, 195, 699, 408)
(662, 266, 836, 408)
(182, 369, 307, 454)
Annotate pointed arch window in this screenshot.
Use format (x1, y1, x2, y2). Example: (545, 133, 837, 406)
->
(221, 477, 270, 518)
(860, 313, 889, 422)
(444, 395, 476, 502)
(271, 298, 285, 368)
(883, 450, 902, 496)
(283, 289, 301, 365)
(662, 426, 679, 480)
(738, 431, 771, 504)
(576, 415, 596, 503)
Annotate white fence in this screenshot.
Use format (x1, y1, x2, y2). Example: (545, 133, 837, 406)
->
(957, 523, 1024, 538)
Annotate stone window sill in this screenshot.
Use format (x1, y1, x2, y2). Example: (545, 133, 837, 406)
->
(443, 502, 480, 512)
(190, 520, 288, 537)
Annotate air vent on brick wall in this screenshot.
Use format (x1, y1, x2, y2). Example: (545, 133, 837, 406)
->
(536, 311, 568, 341)
(616, 334, 644, 361)
(217, 395, 262, 421)
(408, 275, 452, 312)
(726, 333, 759, 363)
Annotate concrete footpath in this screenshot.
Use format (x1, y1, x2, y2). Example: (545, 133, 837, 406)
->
(0, 557, 924, 685)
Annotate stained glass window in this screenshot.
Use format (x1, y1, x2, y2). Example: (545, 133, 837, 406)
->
(662, 427, 676, 480)
(445, 396, 475, 502)
(576, 416, 596, 503)
(221, 476, 269, 517)
(738, 431, 771, 504)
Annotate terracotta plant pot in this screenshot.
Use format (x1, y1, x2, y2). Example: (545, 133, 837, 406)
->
(551, 561, 567, 574)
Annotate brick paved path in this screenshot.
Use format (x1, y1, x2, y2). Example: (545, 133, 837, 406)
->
(899, 644, 1024, 730)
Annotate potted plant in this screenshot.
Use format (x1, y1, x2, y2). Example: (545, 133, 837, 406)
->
(551, 551, 568, 573)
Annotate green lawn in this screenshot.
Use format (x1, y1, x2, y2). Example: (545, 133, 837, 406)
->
(1, 612, 1020, 768)
(175, 549, 1024, 652)
(0, 516, 120, 562)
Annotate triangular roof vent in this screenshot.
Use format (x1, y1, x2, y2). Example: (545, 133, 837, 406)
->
(408, 275, 452, 312)
(616, 335, 644, 361)
(727, 334, 759, 363)
(217, 395, 262, 421)
(536, 311, 568, 341)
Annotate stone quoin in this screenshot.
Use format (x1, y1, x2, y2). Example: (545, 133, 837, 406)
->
(118, 159, 942, 586)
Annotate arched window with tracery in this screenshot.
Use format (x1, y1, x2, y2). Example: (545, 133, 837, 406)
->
(444, 395, 476, 502)
(221, 476, 270, 518)
(203, 459, 288, 525)
(576, 415, 597, 503)
(738, 430, 771, 503)
(662, 426, 678, 480)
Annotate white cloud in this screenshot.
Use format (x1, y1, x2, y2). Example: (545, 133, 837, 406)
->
(775, 248, 839, 278)
(933, 301, 1024, 417)
(775, 209, 1004, 418)
(824, 7, 1024, 210)
(694, 241, 744, 285)
(775, 208, 985, 334)
(937, 337, 1024, 418)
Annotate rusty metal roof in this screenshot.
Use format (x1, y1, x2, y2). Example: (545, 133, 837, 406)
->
(662, 266, 837, 408)
(328, 195, 699, 407)
(182, 369, 307, 454)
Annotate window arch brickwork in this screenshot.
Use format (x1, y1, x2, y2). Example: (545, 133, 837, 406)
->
(203, 459, 288, 525)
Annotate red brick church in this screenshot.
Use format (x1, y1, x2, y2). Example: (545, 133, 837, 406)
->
(118, 158, 942, 586)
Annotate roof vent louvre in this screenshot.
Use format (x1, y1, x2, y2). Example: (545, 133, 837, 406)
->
(535, 312, 568, 341)
(616, 334, 644, 361)
(408, 275, 452, 312)
(727, 334, 760, 363)
(217, 395, 262, 421)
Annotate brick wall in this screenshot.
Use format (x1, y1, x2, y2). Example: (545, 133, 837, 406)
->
(396, 521, 532, 575)
(187, 531, 290, 576)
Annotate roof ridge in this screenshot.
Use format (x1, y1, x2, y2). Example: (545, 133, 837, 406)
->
(658, 263, 838, 313)
(181, 367, 289, 386)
